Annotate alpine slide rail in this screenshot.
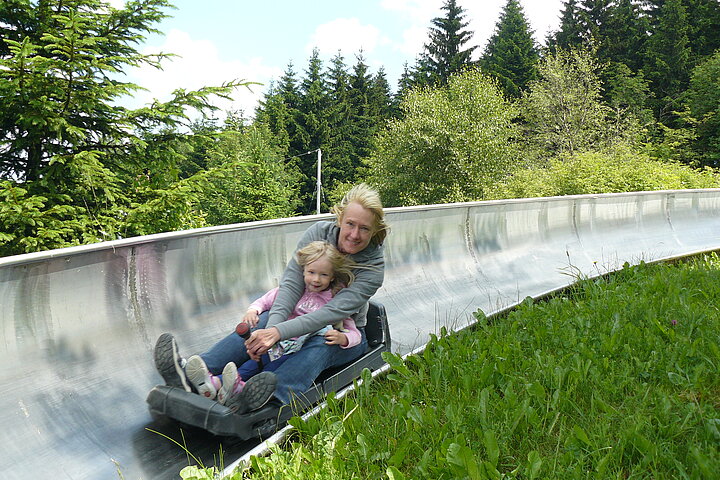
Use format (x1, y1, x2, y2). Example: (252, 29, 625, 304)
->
(1, 189, 719, 479)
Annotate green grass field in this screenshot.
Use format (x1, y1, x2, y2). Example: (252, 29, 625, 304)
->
(188, 253, 720, 480)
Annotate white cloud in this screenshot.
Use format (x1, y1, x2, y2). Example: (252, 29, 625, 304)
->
(397, 24, 427, 59)
(121, 29, 282, 118)
(380, 0, 439, 22)
(385, 0, 564, 63)
(306, 18, 387, 58)
(466, 0, 564, 51)
(380, 0, 439, 60)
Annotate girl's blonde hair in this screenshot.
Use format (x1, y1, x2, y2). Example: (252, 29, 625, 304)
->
(330, 183, 389, 246)
(296, 240, 355, 289)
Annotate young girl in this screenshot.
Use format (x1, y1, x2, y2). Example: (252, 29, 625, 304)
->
(184, 241, 361, 411)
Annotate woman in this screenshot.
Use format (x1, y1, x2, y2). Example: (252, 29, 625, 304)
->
(154, 183, 389, 411)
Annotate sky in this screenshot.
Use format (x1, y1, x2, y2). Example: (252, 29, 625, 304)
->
(114, 0, 565, 118)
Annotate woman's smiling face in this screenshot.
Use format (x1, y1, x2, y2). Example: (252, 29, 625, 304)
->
(337, 202, 375, 254)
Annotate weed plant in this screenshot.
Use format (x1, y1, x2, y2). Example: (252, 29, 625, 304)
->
(210, 254, 720, 479)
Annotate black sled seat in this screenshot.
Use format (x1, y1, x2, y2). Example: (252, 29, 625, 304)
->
(146, 301, 391, 440)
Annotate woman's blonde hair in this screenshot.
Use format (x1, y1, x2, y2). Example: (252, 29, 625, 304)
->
(296, 241, 355, 289)
(330, 183, 389, 246)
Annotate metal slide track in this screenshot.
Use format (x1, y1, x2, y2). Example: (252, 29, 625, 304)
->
(1, 189, 719, 479)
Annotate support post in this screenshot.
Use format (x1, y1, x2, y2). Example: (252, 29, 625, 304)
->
(316, 149, 322, 214)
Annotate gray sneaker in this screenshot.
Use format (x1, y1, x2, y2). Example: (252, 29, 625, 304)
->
(226, 371, 277, 414)
(153, 333, 191, 392)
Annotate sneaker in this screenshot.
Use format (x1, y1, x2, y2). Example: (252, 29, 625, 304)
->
(217, 362, 244, 405)
(185, 355, 219, 400)
(226, 371, 277, 414)
(154, 333, 191, 392)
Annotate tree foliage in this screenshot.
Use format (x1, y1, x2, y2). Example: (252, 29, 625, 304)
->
(364, 69, 517, 206)
(413, 0, 476, 88)
(684, 50, 720, 167)
(0, 0, 280, 256)
(487, 145, 720, 199)
(522, 48, 610, 155)
(642, 0, 692, 123)
(255, 51, 394, 214)
(480, 0, 539, 99)
(4, 0, 720, 256)
(197, 124, 300, 225)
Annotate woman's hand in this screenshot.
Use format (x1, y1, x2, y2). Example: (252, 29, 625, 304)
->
(324, 329, 349, 347)
(242, 309, 260, 327)
(245, 327, 280, 361)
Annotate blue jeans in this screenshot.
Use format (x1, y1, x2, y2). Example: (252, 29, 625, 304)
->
(200, 311, 270, 374)
(237, 353, 289, 378)
(270, 330, 367, 405)
(200, 312, 368, 405)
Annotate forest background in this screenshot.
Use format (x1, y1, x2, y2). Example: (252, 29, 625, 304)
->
(2, 0, 720, 258)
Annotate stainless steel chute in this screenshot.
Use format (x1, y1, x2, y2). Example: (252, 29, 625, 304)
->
(1, 189, 719, 479)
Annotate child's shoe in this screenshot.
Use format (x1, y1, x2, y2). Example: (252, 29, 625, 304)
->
(185, 355, 220, 399)
(226, 371, 277, 414)
(217, 362, 245, 405)
(153, 333, 191, 392)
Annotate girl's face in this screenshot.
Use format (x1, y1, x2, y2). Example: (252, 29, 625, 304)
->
(303, 255, 335, 292)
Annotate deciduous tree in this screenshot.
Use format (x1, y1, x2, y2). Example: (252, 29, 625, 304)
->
(365, 69, 517, 206)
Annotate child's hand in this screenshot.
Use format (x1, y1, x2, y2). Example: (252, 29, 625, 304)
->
(243, 309, 260, 327)
(324, 329, 348, 347)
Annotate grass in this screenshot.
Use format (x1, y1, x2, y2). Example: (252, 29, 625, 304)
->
(188, 253, 720, 479)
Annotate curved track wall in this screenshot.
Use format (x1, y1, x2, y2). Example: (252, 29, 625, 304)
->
(1, 189, 719, 479)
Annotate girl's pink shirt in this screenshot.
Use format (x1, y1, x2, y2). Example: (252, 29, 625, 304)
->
(248, 287, 361, 348)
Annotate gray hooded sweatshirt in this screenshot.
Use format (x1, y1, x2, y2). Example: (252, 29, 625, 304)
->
(267, 221, 385, 340)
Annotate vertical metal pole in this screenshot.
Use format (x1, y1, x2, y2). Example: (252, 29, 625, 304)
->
(316, 149, 322, 215)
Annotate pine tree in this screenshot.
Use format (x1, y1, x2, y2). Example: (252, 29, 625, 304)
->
(255, 62, 312, 208)
(0, 0, 248, 254)
(684, 0, 720, 61)
(297, 49, 330, 213)
(547, 0, 586, 51)
(643, 0, 692, 123)
(325, 52, 355, 200)
(480, 0, 539, 98)
(346, 54, 376, 181)
(604, 0, 648, 72)
(396, 62, 415, 105)
(417, 0, 476, 86)
(254, 81, 291, 153)
(277, 62, 310, 156)
(577, 0, 614, 54)
(369, 67, 395, 120)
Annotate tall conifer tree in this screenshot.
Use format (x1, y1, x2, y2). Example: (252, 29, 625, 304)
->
(577, 0, 614, 54)
(480, 0, 539, 98)
(297, 49, 330, 212)
(417, 0, 476, 86)
(325, 52, 355, 197)
(548, 0, 586, 51)
(683, 0, 720, 62)
(604, 0, 648, 72)
(369, 67, 395, 120)
(643, 0, 692, 123)
(347, 54, 375, 180)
